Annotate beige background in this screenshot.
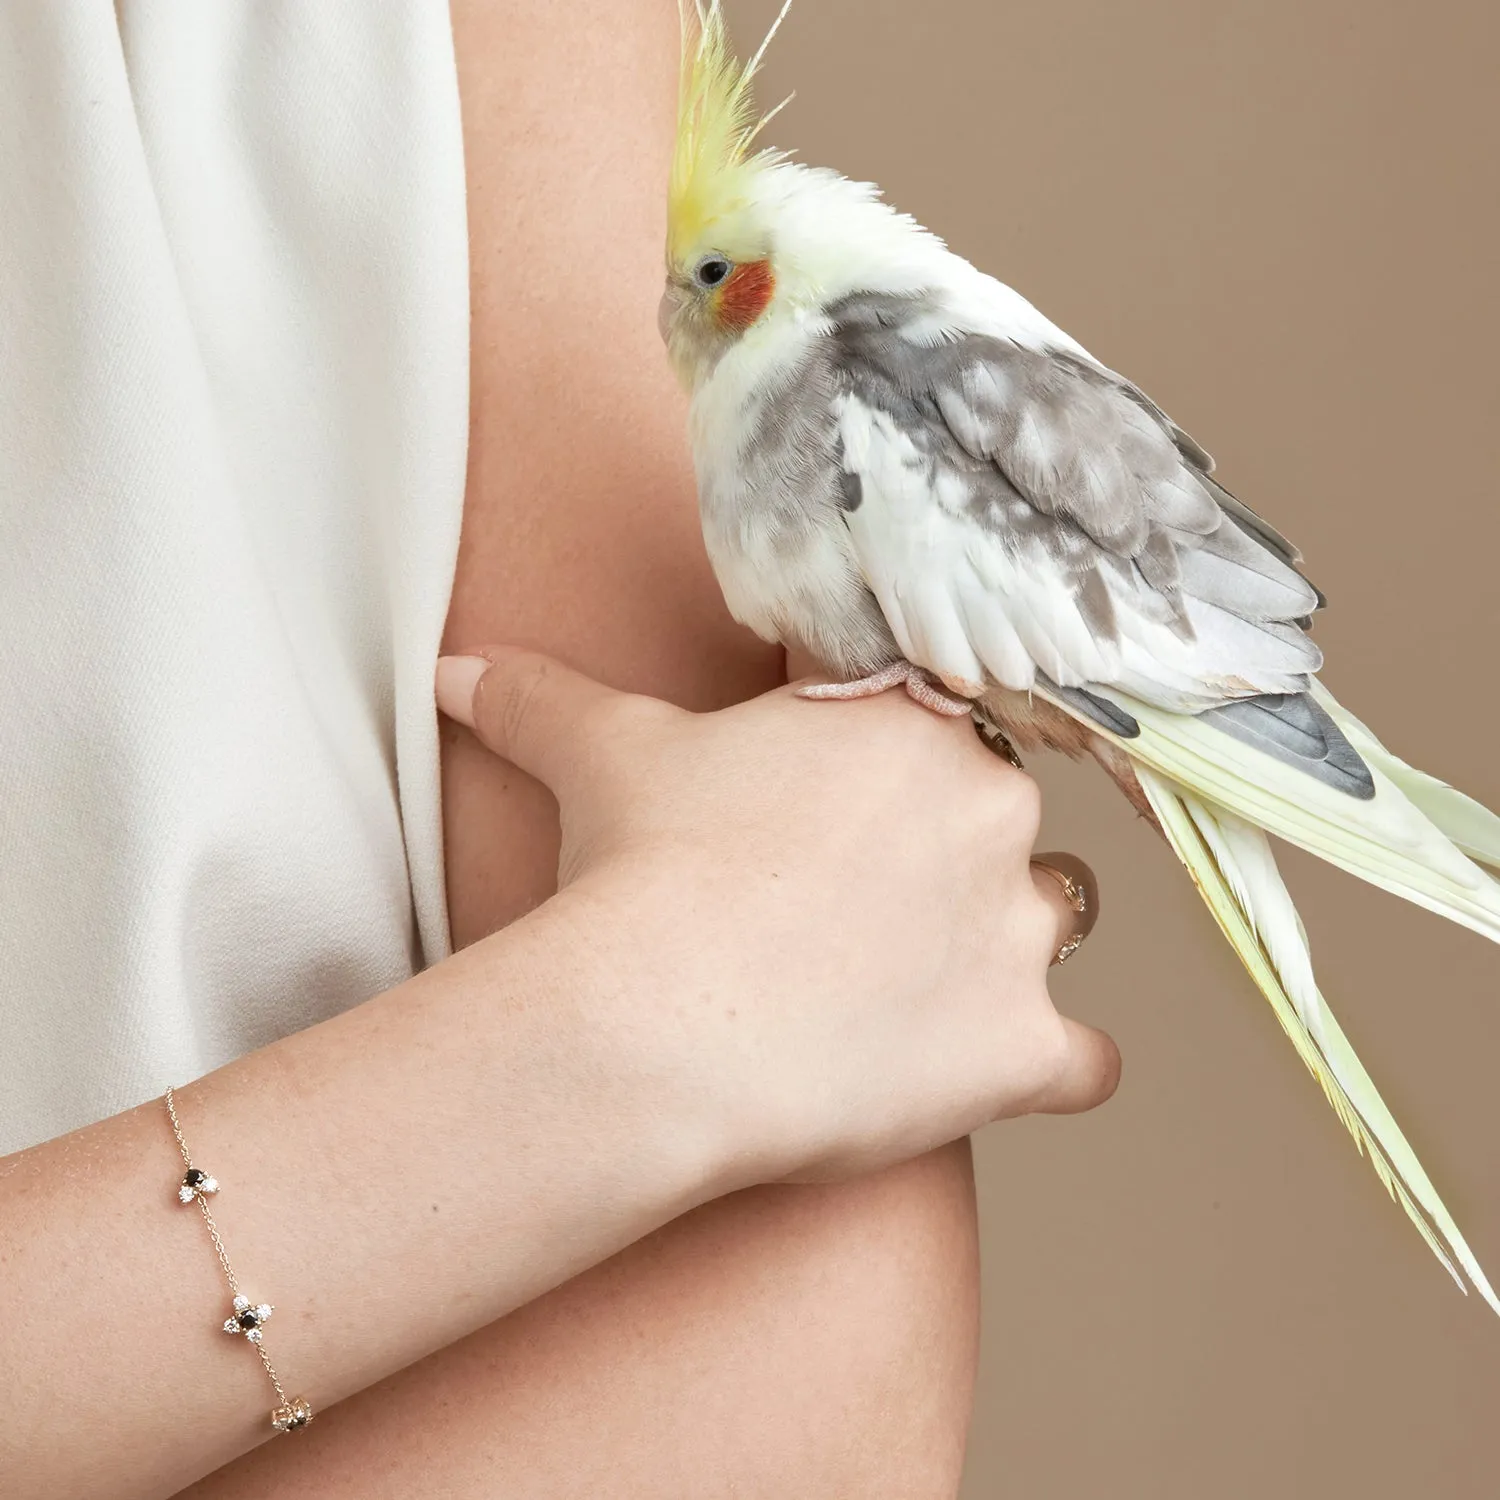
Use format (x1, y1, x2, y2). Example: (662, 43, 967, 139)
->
(726, 2, 1500, 1494)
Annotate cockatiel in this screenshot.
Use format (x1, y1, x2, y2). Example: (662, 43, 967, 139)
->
(659, 1, 1500, 1311)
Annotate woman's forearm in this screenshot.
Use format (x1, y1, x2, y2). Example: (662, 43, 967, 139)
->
(0, 894, 727, 1500)
(178, 1146, 980, 1500)
(2, 649, 1115, 1500)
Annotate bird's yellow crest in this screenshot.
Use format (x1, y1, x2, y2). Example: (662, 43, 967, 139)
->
(668, 1, 794, 264)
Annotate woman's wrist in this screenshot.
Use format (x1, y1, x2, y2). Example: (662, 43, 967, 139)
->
(0, 891, 766, 1498)
(522, 878, 779, 1203)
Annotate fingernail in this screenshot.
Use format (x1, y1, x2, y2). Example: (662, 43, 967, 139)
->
(435, 655, 488, 728)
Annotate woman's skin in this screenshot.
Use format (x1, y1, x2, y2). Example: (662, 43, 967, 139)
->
(0, 658, 1116, 1500)
(0, 6, 1119, 1499)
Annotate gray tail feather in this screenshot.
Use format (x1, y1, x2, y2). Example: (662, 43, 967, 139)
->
(1201, 692, 1375, 799)
(1041, 675, 1375, 801)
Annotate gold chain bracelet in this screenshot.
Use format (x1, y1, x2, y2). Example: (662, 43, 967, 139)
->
(164, 1087, 314, 1435)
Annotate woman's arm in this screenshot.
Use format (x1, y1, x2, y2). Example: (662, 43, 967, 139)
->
(440, 0, 784, 939)
(3, 654, 1114, 1500)
(1, 882, 719, 1497)
(436, 2, 984, 1492)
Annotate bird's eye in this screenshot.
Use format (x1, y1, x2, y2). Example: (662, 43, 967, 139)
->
(694, 255, 733, 289)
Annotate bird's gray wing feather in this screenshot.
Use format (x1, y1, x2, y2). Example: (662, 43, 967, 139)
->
(826, 290, 1371, 795)
(1117, 381, 1306, 570)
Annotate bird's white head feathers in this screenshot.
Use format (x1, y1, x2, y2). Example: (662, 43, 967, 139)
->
(662, 1, 948, 388)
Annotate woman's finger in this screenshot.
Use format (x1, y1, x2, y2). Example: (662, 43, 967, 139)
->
(1020, 851, 1116, 1114)
(1028, 1016, 1123, 1115)
(436, 648, 629, 791)
(1029, 851, 1100, 967)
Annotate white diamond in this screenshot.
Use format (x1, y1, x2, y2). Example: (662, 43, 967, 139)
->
(202, 1176, 219, 1194)
(223, 1319, 239, 1334)
(246, 1328, 263, 1344)
(254, 1304, 274, 1323)
(232, 1295, 249, 1311)
(178, 1185, 195, 1203)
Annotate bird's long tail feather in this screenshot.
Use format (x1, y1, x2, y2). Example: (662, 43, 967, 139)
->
(1100, 688, 1500, 944)
(1137, 767, 1500, 1313)
(1311, 684, 1500, 871)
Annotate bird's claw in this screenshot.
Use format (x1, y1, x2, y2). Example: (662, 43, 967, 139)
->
(796, 662, 974, 717)
(975, 719, 1025, 768)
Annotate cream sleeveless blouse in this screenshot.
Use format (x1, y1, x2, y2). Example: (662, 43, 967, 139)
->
(0, 4, 468, 1153)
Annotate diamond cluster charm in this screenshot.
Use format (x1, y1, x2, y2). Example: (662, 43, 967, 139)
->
(177, 1167, 219, 1203)
(271, 1397, 314, 1433)
(165, 1088, 312, 1440)
(223, 1294, 275, 1344)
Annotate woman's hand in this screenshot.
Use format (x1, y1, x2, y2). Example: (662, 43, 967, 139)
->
(1, 643, 1117, 1500)
(437, 649, 1120, 1189)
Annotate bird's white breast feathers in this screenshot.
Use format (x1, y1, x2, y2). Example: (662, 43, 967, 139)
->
(690, 314, 888, 669)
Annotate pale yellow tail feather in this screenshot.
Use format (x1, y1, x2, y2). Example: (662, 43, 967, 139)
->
(1101, 690, 1500, 944)
(1138, 767, 1500, 1313)
(1311, 683, 1500, 871)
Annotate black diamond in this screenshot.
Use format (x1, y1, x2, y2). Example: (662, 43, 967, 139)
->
(184, 1169, 207, 1187)
(238, 1310, 259, 1330)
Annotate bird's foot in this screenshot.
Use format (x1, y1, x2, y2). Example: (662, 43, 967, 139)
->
(796, 662, 975, 718)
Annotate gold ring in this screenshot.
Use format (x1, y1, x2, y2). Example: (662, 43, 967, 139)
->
(1030, 854, 1097, 966)
(1053, 931, 1086, 965)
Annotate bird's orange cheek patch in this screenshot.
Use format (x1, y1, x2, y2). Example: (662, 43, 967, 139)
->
(716, 260, 776, 331)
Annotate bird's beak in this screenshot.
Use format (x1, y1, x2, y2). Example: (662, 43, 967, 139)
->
(657, 282, 690, 349)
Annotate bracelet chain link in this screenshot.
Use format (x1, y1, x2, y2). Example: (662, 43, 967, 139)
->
(164, 1087, 314, 1436)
